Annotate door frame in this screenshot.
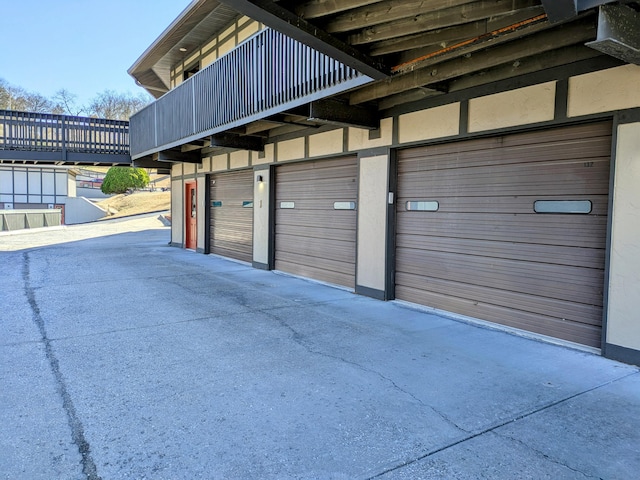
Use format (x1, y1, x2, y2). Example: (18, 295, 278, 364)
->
(185, 181, 197, 250)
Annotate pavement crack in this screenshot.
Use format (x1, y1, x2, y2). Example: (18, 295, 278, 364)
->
(492, 431, 601, 479)
(271, 313, 467, 433)
(366, 371, 639, 479)
(22, 252, 102, 480)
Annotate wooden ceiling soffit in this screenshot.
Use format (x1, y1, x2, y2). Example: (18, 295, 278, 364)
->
(371, 6, 545, 57)
(350, 16, 597, 104)
(293, 0, 386, 19)
(326, 0, 477, 34)
(347, 0, 540, 45)
(216, 0, 390, 79)
(210, 133, 266, 151)
(308, 99, 379, 129)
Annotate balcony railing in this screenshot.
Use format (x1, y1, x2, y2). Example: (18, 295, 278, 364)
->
(130, 28, 371, 159)
(0, 110, 129, 154)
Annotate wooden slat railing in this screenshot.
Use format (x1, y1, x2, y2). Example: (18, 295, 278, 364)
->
(130, 28, 371, 159)
(0, 110, 129, 155)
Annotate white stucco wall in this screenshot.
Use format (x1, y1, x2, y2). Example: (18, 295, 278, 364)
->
(356, 154, 389, 292)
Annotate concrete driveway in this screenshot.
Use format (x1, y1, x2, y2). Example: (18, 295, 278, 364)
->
(1, 215, 638, 479)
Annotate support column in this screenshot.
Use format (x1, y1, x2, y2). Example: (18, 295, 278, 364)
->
(355, 150, 395, 300)
(252, 165, 272, 270)
(605, 121, 640, 365)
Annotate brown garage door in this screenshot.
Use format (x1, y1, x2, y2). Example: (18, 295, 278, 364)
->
(396, 122, 611, 348)
(210, 170, 253, 262)
(275, 157, 358, 288)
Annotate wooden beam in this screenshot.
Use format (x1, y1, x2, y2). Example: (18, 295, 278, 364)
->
(378, 87, 444, 110)
(158, 149, 201, 164)
(347, 0, 540, 45)
(350, 17, 597, 104)
(326, 0, 476, 33)
(244, 120, 288, 135)
(392, 12, 552, 74)
(309, 99, 379, 129)
(446, 44, 605, 93)
(370, 6, 544, 57)
(217, 0, 390, 79)
(210, 133, 266, 151)
(541, 0, 577, 23)
(294, 0, 385, 20)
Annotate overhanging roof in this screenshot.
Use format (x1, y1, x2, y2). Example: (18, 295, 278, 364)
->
(128, 0, 240, 98)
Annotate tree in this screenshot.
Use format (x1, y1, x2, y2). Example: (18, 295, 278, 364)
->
(52, 89, 85, 116)
(101, 167, 150, 194)
(87, 90, 151, 120)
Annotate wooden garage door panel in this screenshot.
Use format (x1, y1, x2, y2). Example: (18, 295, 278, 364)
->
(397, 214, 607, 248)
(395, 271, 602, 326)
(398, 159, 610, 197)
(395, 285, 602, 348)
(396, 236, 605, 269)
(276, 157, 357, 288)
(210, 170, 253, 263)
(396, 122, 611, 347)
(399, 123, 612, 170)
(396, 249, 604, 306)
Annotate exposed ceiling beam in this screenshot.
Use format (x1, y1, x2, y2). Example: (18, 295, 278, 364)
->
(350, 16, 597, 104)
(370, 6, 545, 57)
(540, 0, 578, 23)
(378, 87, 444, 111)
(210, 132, 266, 151)
(541, 0, 618, 23)
(326, 0, 476, 33)
(446, 44, 606, 93)
(308, 99, 379, 129)
(392, 13, 551, 74)
(347, 0, 540, 45)
(293, 0, 385, 19)
(157, 149, 201, 164)
(216, 0, 390, 79)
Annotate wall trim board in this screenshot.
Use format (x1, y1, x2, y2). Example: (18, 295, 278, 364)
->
(169, 242, 183, 248)
(386, 149, 397, 301)
(604, 343, 640, 366)
(355, 285, 386, 301)
(252, 261, 270, 270)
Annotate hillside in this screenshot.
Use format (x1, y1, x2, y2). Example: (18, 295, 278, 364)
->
(97, 190, 170, 219)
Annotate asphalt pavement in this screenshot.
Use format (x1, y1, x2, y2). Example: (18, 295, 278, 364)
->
(1, 214, 638, 479)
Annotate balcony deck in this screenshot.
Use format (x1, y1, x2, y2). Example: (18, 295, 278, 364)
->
(0, 110, 131, 166)
(130, 28, 371, 160)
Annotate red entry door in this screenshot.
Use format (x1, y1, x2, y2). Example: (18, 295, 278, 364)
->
(185, 182, 197, 250)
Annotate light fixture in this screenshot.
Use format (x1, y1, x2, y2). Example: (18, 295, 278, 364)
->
(256, 175, 263, 182)
(179, 47, 187, 52)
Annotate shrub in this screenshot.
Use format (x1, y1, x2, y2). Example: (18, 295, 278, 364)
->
(101, 167, 150, 194)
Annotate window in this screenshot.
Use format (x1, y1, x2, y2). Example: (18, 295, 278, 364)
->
(406, 201, 439, 212)
(534, 200, 592, 214)
(334, 201, 356, 210)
